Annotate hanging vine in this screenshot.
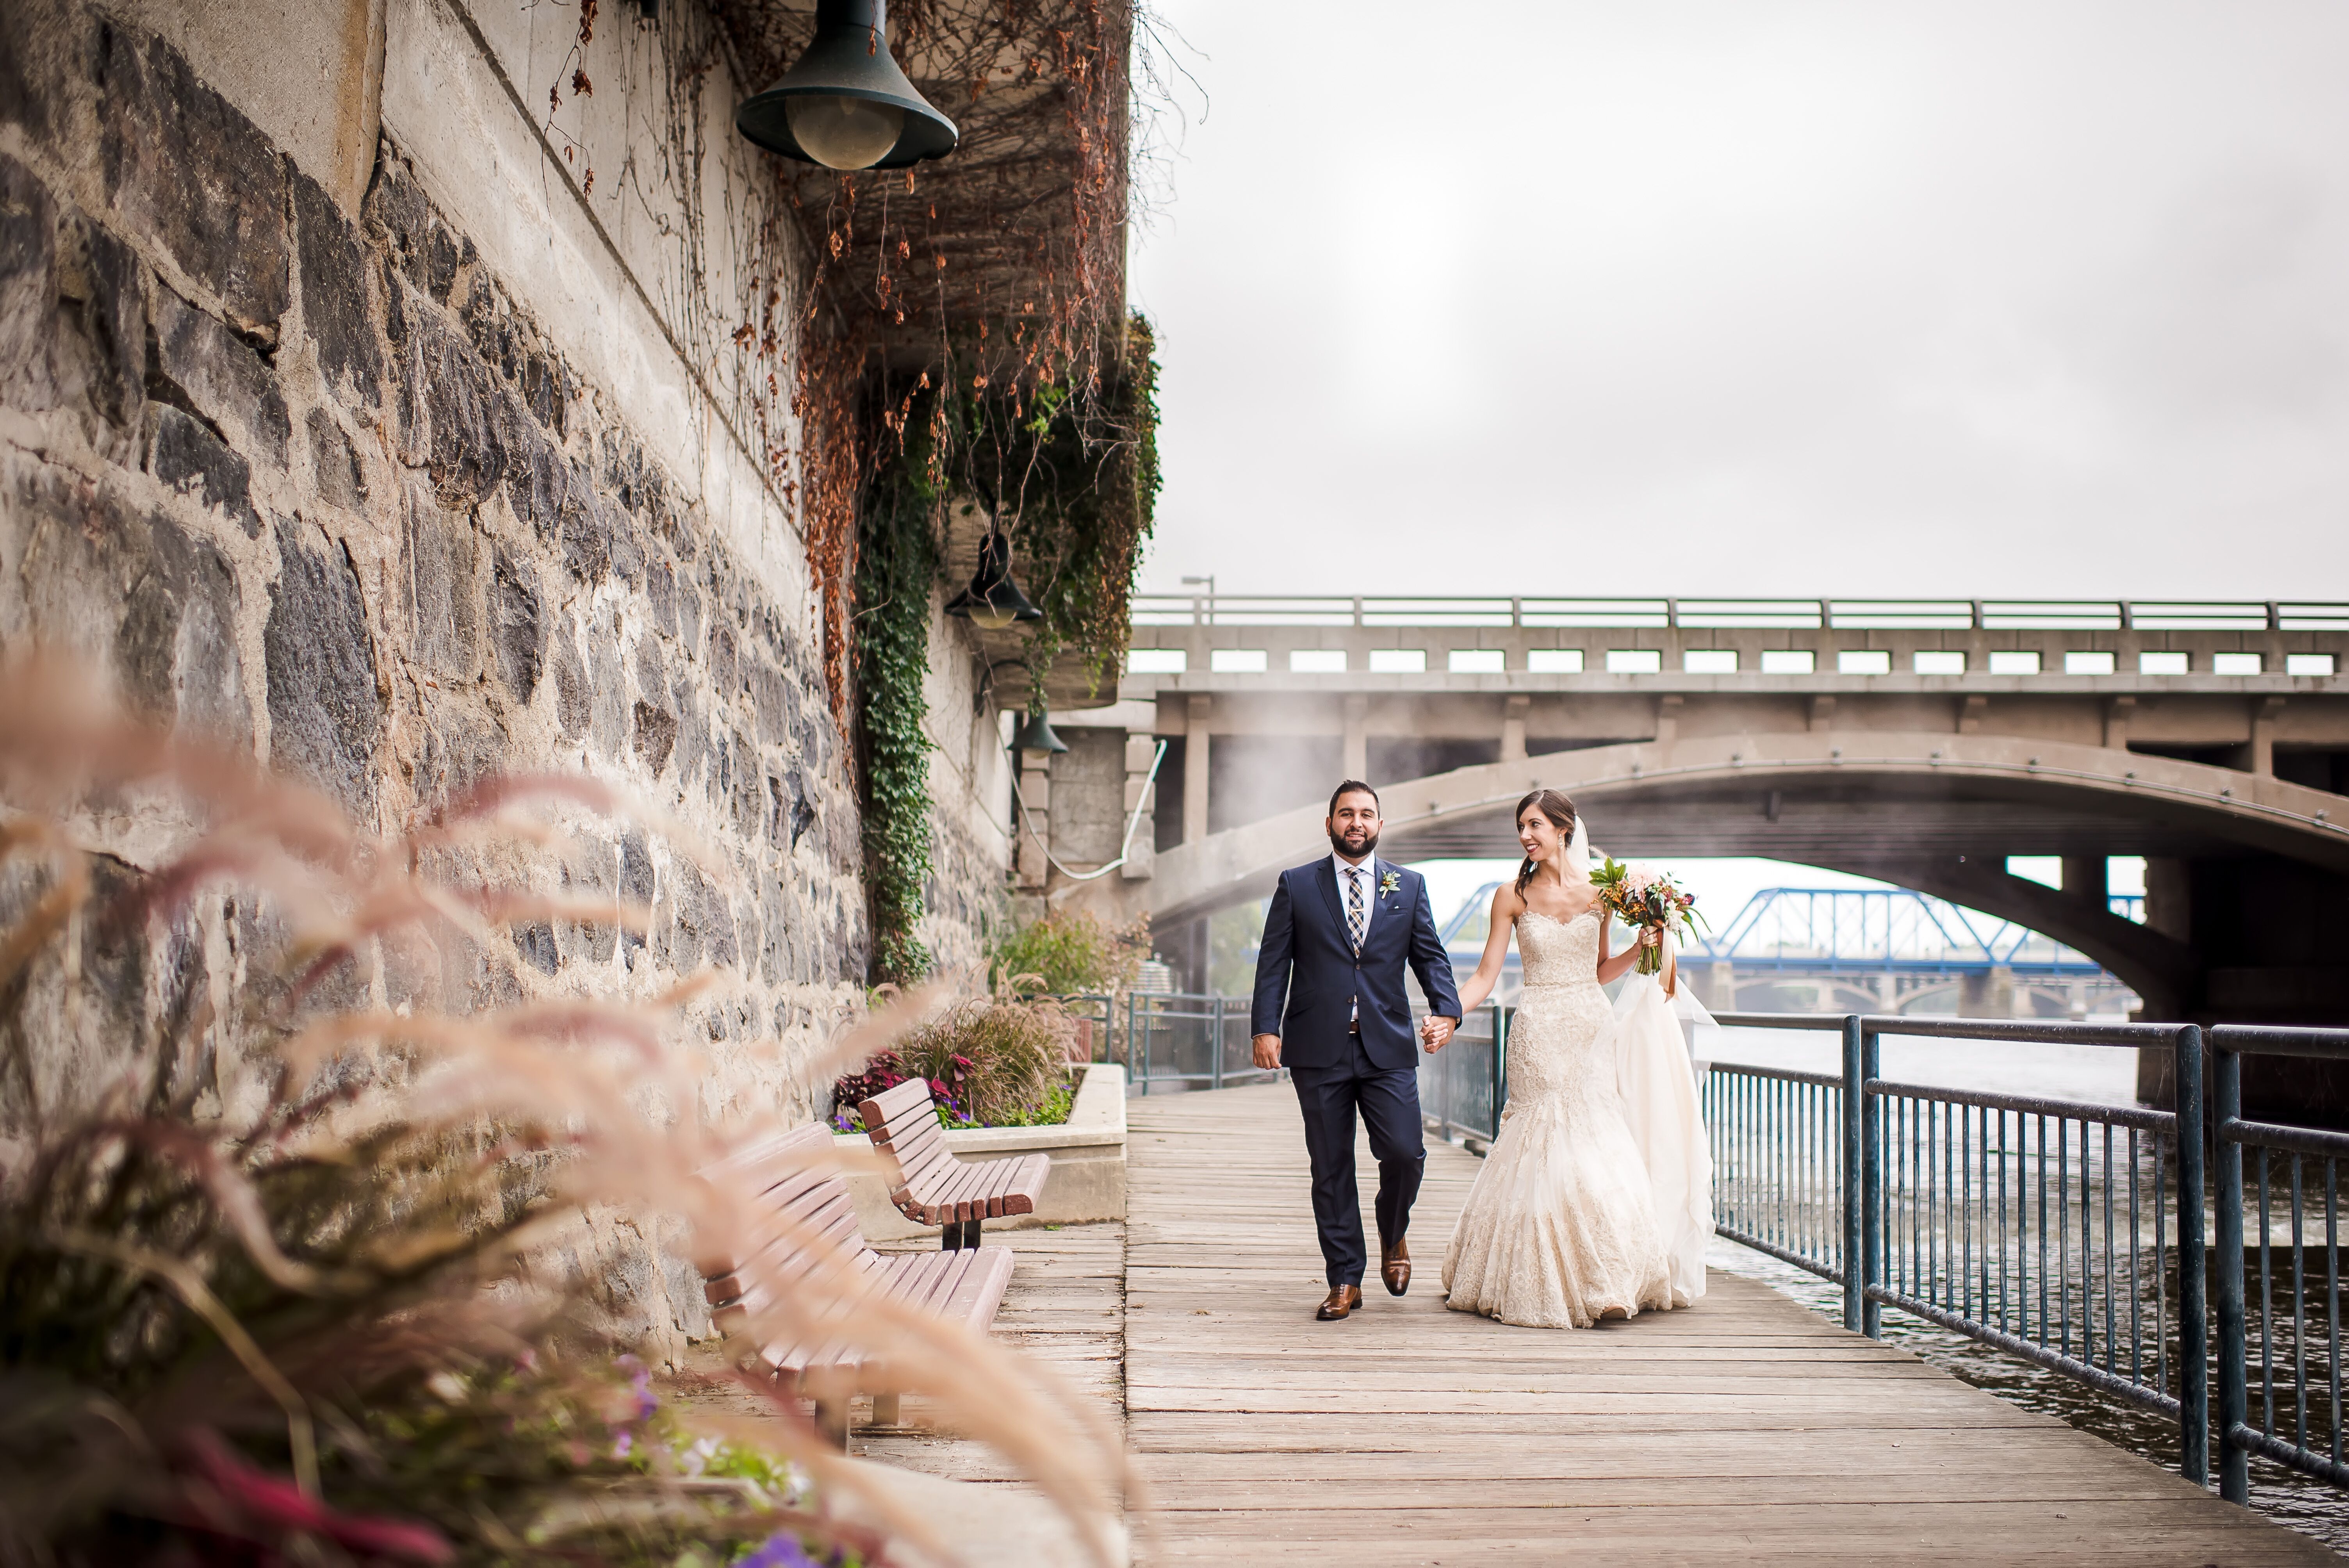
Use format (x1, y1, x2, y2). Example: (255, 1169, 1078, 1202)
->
(855, 414, 944, 983)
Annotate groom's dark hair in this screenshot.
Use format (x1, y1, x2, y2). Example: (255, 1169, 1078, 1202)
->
(1328, 780, 1379, 816)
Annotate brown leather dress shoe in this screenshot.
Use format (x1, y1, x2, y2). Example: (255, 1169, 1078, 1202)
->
(1315, 1285, 1363, 1320)
(1381, 1237, 1412, 1297)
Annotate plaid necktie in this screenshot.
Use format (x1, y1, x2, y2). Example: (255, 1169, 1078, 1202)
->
(1347, 865, 1365, 1027)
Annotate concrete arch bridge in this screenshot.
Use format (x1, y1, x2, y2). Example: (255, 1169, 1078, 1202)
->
(1017, 599, 2349, 1098)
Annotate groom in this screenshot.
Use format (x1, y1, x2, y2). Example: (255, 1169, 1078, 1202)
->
(1251, 781, 1462, 1321)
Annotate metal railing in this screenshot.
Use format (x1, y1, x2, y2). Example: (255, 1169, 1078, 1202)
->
(1131, 594, 2349, 633)
(1704, 1012, 2209, 1485)
(2212, 1025, 2349, 1504)
(1124, 991, 1278, 1094)
(1059, 993, 1114, 1063)
(1418, 1000, 1510, 1146)
(1703, 1015, 1854, 1293)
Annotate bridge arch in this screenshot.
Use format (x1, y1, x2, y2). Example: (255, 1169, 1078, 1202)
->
(1132, 729, 2349, 1018)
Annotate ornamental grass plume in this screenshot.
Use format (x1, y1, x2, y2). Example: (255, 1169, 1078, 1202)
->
(0, 653, 1130, 1567)
(893, 996, 1071, 1126)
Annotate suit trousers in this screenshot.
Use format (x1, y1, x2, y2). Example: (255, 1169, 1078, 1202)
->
(1290, 1035, 1426, 1288)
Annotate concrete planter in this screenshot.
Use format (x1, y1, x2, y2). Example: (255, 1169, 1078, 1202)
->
(834, 1062, 1127, 1242)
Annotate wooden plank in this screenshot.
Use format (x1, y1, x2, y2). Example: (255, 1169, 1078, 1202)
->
(1115, 1081, 2337, 1564)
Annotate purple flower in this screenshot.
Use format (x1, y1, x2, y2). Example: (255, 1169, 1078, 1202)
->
(739, 1533, 821, 1568)
(611, 1430, 633, 1460)
(616, 1354, 657, 1421)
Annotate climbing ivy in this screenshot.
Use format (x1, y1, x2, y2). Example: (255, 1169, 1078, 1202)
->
(855, 421, 941, 984)
(930, 311, 1162, 704)
(853, 313, 1160, 982)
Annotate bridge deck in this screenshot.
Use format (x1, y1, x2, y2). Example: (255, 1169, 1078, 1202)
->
(1126, 1082, 2335, 1564)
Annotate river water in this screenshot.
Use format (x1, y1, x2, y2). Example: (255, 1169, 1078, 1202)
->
(1705, 1023, 2349, 1555)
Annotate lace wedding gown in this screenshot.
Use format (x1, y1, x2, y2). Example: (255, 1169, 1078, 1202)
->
(1441, 909, 1682, 1329)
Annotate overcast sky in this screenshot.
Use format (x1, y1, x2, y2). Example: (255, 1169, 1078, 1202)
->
(1126, 1, 2349, 600)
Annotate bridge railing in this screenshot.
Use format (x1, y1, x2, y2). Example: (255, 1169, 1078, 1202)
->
(1706, 1014, 2209, 1486)
(1123, 992, 1278, 1094)
(2210, 1025, 2349, 1504)
(1418, 1000, 1510, 1147)
(1131, 594, 2349, 632)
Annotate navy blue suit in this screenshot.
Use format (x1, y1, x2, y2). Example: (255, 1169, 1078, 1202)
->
(1251, 856, 1463, 1288)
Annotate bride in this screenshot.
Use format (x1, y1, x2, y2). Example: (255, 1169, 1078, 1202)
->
(1431, 788, 1713, 1329)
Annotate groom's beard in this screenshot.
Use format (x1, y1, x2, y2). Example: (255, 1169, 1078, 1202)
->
(1328, 826, 1380, 859)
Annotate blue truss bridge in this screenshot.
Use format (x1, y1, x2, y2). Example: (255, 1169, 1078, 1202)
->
(1438, 884, 2146, 1019)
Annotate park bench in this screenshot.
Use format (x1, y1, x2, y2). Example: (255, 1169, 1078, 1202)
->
(701, 1122, 1015, 1445)
(858, 1077, 1052, 1250)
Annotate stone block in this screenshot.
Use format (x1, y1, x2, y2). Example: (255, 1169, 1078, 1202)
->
(401, 487, 479, 680)
(64, 211, 146, 431)
(0, 152, 64, 412)
(395, 296, 506, 507)
(489, 545, 542, 704)
(98, 24, 289, 338)
(633, 698, 677, 776)
(292, 167, 381, 407)
(264, 520, 379, 814)
(145, 403, 259, 538)
(153, 285, 287, 464)
(588, 616, 628, 757)
(307, 407, 364, 510)
(108, 502, 250, 744)
(551, 614, 592, 739)
(512, 919, 558, 976)
(647, 557, 677, 637)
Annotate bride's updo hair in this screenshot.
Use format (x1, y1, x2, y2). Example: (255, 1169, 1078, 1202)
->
(1513, 789, 1579, 897)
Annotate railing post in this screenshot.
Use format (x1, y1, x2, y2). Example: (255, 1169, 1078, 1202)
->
(1859, 1019, 1882, 1339)
(2175, 1023, 2208, 1488)
(1136, 994, 1151, 1096)
(1840, 1015, 1864, 1333)
(1490, 999, 1506, 1141)
(1211, 995, 1225, 1089)
(2214, 1028, 2248, 1504)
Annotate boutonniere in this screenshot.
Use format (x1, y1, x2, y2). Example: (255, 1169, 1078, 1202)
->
(1378, 869, 1402, 899)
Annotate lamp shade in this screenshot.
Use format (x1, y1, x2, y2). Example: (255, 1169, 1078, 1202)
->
(943, 527, 1042, 632)
(735, 0, 958, 171)
(1012, 710, 1068, 755)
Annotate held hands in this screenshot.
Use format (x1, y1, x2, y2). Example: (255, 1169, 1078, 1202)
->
(1419, 1015, 1456, 1054)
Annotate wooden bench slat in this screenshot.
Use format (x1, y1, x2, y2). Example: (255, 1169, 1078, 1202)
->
(939, 1156, 994, 1222)
(887, 1134, 959, 1200)
(700, 1118, 1021, 1427)
(865, 1076, 933, 1123)
(856, 1080, 1057, 1234)
(995, 1152, 1051, 1217)
(975, 1156, 1024, 1217)
(939, 1245, 1015, 1326)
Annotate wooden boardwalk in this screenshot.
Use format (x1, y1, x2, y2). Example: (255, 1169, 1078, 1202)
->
(1126, 1082, 2337, 1565)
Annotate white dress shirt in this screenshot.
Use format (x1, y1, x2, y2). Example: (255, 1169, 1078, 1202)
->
(1331, 851, 1377, 946)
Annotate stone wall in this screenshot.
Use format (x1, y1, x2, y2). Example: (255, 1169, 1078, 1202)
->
(0, 0, 1003, 1358)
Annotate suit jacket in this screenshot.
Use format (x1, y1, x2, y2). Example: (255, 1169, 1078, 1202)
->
(1249, 856, 1463, 1073)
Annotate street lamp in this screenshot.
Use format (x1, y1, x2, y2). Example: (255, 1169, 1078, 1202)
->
(1180, 574, 1214, 625)
(945, 517, 1042, 632)
(735, 0, 958, 171)
(1011, 709, 1068, 755)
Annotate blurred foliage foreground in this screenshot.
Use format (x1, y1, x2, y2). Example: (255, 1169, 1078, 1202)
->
(0, 662, 1122, 1567)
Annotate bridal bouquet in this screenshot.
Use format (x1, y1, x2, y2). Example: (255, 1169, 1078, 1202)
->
(1590, 859, 1706, 976)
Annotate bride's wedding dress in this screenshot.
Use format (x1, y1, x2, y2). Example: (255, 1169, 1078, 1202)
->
(1441, 907, 1709, 1328)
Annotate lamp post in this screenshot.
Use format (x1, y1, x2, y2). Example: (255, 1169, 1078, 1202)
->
(734, 0, 958, 171)
(1180, 574, 1214, 626)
